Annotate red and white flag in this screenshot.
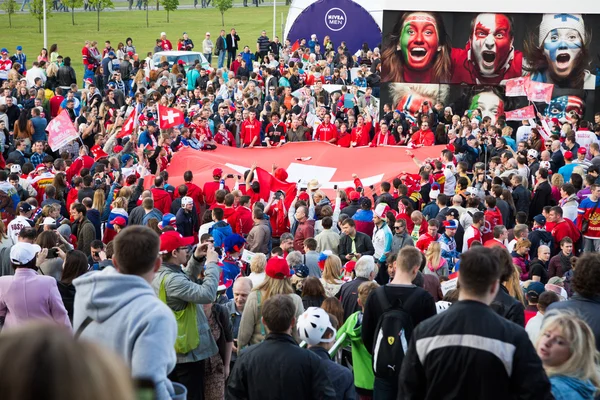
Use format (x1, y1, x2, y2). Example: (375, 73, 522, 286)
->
(505, 105, 535, 121)
(526, 81, 554, 103)
(255, 167, 297, 209)
(505, 77, 528, 97)
(46, 110, 79, 152)
(157, 104, 184, 130)
(117, 108, 137, 139)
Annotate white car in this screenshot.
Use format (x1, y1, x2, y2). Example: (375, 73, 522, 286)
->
(152, 51, 211, 70)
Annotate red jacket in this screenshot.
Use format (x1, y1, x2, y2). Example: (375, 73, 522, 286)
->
(294, 219, 315, 253)
(67, 155, 94, 183)
(551, 219, 581, 252)
(411, 129, 435, 146)
(241, 119, 261, 146)
(483, 207, 503, 243)
(151, 187, 172, 214)
(315, 123, 338, 143)
(267, 200, 288, 238)
(232, 206, 254, 236)
(350, 122, 371, 147)
(202, 181, 230, 206)
(371, 132, 396, 147)
(175, 182, 204, 212)
(416, 233, 440, 253)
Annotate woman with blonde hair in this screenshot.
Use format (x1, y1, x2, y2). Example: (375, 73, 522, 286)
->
(92, 189, 105, 218)
(237, 256, 304, 348)
(551, 173, 564, 204)
(248, 253, 266, 287)
(424, 242, 448, 278)
(506, 265, 526, 305)
(319, 254, 344, 297)
(537, 312, 600, 399)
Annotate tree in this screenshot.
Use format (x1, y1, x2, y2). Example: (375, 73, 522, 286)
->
(30, 0, 52, 34)
(160, 0, 178, 22)
(144, 0, 149, 27)
(0, 0, 17, 28)
(87, 0, 114, 31)
(213, 0, 232, 26)
(65, 0, 84, 25)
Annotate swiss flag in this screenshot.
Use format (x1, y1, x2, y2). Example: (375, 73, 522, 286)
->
(157, 104, 184, 130)
(117, 109, 137, 138)
(505, 105, 536, 121)
(526, 81, 554, 103)
(505, 77, 528, 97)
(255, 167, 297, 209)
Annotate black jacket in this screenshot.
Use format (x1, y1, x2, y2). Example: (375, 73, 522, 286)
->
(511, 185, 531, 215)
(225, 33, 241, 52)
(119, 60, 133, 80)
(338, 232, 375, 262)
(491, 284, 525, 327)
(529, 181, 552, 217)
(338, 276, 370, 321)
(399, 300, 553, 400)
(216, 35, 226, 52)
(57, 65, 77, 87)
(226, 333, 336, 400)
(340, 201, 360, 218)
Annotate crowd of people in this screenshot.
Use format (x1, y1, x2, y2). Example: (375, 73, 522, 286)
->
(0, 24, 600, 400)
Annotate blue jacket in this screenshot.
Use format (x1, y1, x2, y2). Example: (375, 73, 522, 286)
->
(210, 220, 232, 248)
(422, 202, 440, 221)
(309, 346, 356, 400)
(549, 375, 596, 400)
(73, 268, 178, 400)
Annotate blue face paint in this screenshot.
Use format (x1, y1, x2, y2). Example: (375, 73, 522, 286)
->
(543, 28, 582, 61)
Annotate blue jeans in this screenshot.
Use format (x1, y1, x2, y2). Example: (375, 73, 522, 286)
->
(218, 50, 226, 69)
(204, 53, 212, 64)
(373, 377, 397, 400)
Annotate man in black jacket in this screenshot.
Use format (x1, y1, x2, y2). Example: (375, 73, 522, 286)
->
(340, 191, 361, 217)
(398, 246, 553, 400)
(338, 218, 375, 262)
(530, 167, 552, 218)
(511, 174, 531, 216)
(225, 28, 240, 69)
(226, 294, 336, 400)
(337, 255, 376, 321)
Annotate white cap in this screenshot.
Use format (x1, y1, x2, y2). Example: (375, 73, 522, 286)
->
(471, 118, 479, 125)
(374, 203, 390, 219)
(465, 187, 478, 196)
(10, 164, 21, 174)
(206, 32, 211, 36)
(540, 160, 551, 170)
(160, 32, 166, 37)
(527, 149, 539, 159)
(42, 217, 56, 226)
(430, 188, 440, 200)
(181, 196, 194, 207)
(10, 242, 41, 266)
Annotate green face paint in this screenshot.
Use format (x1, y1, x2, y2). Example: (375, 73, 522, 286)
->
(400, 24, 412, 64)
(469, 94, 481, 111)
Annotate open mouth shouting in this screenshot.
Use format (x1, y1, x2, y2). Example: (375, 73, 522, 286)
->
(555, 52, 571, 70)
(410, 47, 428, 61)
(482, 50, 496, 65)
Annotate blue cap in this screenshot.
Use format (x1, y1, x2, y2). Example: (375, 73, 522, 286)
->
(108, 51, 116, 57)
(526, 281, 545, 297)
(294, 264, 309, 278)
(223, 234, 246, 253)
(16, 46, 22, 51)
(121, 154, 133, 164)
(0, 48, 8, 54)
(533, 214, 546, 225)
(443, 219, 458, 229)
(147, 120, 157, 127)
(159, 213, 176, 229)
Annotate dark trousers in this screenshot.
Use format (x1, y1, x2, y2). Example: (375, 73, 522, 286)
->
(169, 360, 205, 400)
(373, 376, 397, 400)
(227, 50, 236, 68)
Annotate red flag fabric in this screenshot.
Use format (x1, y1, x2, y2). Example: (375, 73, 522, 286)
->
(505, 77, 528, 97)
(526, 81, 554, 103)
(46, 110, 79, 152)
(143, 142, 444, 200)
(505, 105, 536, 121)
(157, 104, 184, 130)
(291, 40, 300, 53)
(117, 109, 137, 138)
(255, 167, 297, 209)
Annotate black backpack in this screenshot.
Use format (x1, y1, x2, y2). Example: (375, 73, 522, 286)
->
(372, 287, 415, 379)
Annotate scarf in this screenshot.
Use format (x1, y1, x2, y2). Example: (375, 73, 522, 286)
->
(559, 252, 572, 275)
(427, 258, 446, 273)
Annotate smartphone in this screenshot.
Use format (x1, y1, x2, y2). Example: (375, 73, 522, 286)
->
(237, 175, 241, 180)
(333, 184, 338, 190)
(369, 185, 375, 190)
(226, 174, 234, 179)
(47, 248, 59, 259)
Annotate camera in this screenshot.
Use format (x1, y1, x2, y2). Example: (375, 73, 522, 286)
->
(423, 101, 428, 105)
(47, 248, 59, 259)
(226, 174, 234, 179)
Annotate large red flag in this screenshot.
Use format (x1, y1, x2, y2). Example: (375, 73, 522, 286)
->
(117, 108, 137, 138)
(157, 104, 184, 130)
(505, 105, 536, 121)
(526, 81, 554, 103)
(46, 110, 79, 152)
(255, 167, 297, 209)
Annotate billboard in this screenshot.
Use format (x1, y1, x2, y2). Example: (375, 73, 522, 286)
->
(380, 11, 600, 122)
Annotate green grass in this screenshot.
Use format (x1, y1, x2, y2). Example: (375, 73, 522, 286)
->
(1, 2, 290, 80)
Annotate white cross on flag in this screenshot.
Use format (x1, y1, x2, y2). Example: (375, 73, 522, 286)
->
(157, 104, 184, 130)
(117, 108, 138, 138)
(46, 110, 79, 152)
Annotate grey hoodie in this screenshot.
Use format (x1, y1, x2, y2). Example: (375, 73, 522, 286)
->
(73, 267, 178, 400)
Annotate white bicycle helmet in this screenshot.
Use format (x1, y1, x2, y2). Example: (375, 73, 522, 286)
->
(297, 307, 336, 346)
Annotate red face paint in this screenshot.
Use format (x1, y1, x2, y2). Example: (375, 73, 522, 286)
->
(470, 13, 513, 75)
(400, 13, 440, 71)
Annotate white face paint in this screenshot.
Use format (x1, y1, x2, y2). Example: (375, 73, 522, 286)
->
(473, 92, 503, 124)
(543, 28, 582, 79)
(470, 13, 513, 76)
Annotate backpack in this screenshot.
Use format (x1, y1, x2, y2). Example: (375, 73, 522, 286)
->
(372, 287, 415, 379)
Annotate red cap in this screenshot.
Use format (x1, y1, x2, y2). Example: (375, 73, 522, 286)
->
(113, 145, 124, 153)
(349, 191, 360, 201)
(265, 256, 292, 279)
(127, 51, 134, 57)
(298, 192, 310, 202)
(177, 59, 185, 65)
(343, 261, 356, 274)
(446, 143, 456, 153)
(578, 147, 587, 155)
(160, 231, 194, 254)
(551, 117, 560, 126)
(213, 168, 223, 177)
(564, 151, 573, 160)
(110, 216, 127, 226)
(274, 167, 288, 182)
(35, 164, 47, 172)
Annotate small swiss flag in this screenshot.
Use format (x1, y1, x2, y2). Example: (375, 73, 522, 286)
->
(117, 109, 137, 138)
(157, 104, 184, 130)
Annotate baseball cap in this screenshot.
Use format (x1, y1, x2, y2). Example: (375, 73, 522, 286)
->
(443, 220, 458, 230)
(564, 151, 573, 160)
(578, 147, 587, 155)
(147, 120, 157, 127)
(16, 45, 22, 51)
(465, 187, 478, 196)
(526, 281, 545, 298)
(466, 135, 476, 141)
(213, 168, 223, 177)
(159, 231, 194, 254)
(349, 191, 360, 201)
(108, 51, 116, 57)
(446, 208, 459, 219)
(294, 264, 309, 278)
(42, 217, 56, 226)
(223, 234, 246, 254)
(10, 164, 21, 174)
(343, 261, 356, 274)
(19, 202, 33, 213)
(0, 48, 8, 54)
(110, 216, 127, 226)
(158, 213, 176, 229)
(121, 154, 133, 164)
(374, 203, 390, 218)
(160, 31, 166, 36)
(527, 149, 539, 159)
(265, 256, 292, 279)
(298, 192, 310, 202)
(10, 242, 41, 266)
(181, 196, 193, 207)
(533, 214, 546, 225)
(548, 276, 565, 285)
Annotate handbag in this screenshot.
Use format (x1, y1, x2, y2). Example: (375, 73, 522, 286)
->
(159, 276, 199, 354)
(581, 201, 599, 234)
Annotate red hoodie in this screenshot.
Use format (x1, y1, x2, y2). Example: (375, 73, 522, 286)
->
(175, 182, 204, 212)
(231, 206, 254, 236)
(483, 207, 503, 243)
(411, 129, 435, 146)
(151, 187, 172, 214)
(203, 181, 230, 206)
(67, 155, 94, 183)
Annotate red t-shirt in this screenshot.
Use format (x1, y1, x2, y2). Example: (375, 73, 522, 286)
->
(241, 119, 261, 146)
(202, 181, 230, 206)
(315, 123, 338, 143)
(350, 122, 371, 147)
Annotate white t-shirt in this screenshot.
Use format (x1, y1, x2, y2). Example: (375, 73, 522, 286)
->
(516, 125, 532, 143)
(443, 164, 456, 196)
(7, 216, 33, 245)
(575, 130, 598, 154)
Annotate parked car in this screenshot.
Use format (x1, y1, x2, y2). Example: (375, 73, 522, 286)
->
(152, 51, 211, 70)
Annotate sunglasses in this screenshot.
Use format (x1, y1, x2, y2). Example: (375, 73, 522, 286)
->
(394, 226, 403, 229)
